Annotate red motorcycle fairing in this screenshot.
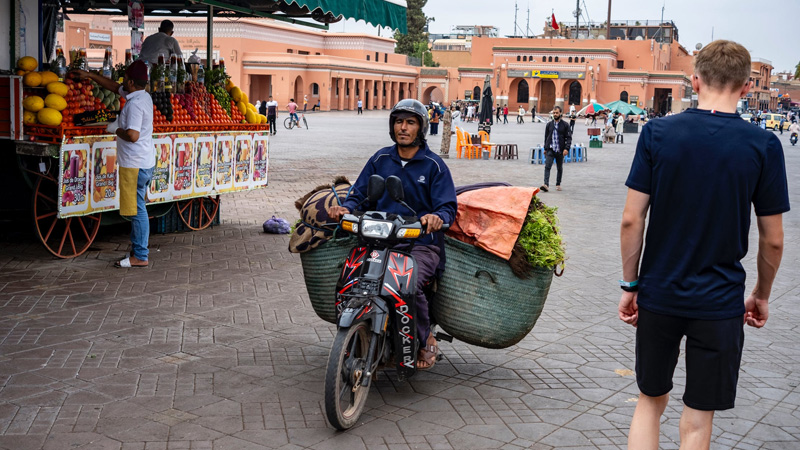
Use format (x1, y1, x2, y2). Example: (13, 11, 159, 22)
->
(335, 247, 367, 313)
(382, 251, 418, 380)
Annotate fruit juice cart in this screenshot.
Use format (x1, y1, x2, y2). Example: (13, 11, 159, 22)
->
(4, 0, 407, 259)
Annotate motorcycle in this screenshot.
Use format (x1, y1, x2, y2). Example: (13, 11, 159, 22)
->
(791, 132, 798, 146)
(323, 174, 450, 430)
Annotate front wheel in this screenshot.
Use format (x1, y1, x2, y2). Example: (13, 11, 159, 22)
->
(324, 321, 373, 430)
(284, 117, 294, 129)
(302, 116, 308, 130)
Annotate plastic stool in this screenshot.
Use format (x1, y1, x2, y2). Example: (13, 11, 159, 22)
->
(495, 144, 506, 159)
(507, 144, 518, 160)
(529, 146, 544, 164)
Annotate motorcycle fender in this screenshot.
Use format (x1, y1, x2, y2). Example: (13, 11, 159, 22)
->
(381, 251, 418, 380)
(338, 304, 369, 328)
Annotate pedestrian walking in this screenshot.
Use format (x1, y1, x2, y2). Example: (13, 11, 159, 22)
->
(615, 113, 625, 143)
(440, 106, 453, 157)
(430, 106, 440, 135)
(466, 104, 475, 122)
(357, 98, 363, 114)
(531, 105, 537, 123)
(569, 113, 577, 134)
(72, 61, 154, 268)
(258, 99, 267, 116)
(618, 40, 789, 450)
(496, 104, 501, 123)
(503, 106, 509, 124)
(540, 106, 571, 192)
(266, 95, 278, 135)
(517, 106, 525, 124)
(303, 95, 308, 112)
(779, 115, 786, 134)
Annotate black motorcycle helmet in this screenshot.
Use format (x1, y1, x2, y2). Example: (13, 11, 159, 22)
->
(389, 99, 429, 147)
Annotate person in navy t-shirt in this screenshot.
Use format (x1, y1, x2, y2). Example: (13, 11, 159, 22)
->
(618, 40, 789, 449)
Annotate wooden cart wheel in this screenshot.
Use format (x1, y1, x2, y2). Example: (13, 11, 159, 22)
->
(176, 196, 220, 231)
(32, 176, 101, 259)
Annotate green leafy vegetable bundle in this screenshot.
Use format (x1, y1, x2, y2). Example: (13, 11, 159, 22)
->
(509, 197, 566, 277)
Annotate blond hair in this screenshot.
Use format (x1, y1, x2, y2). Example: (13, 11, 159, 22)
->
(693, 40, 751, 92)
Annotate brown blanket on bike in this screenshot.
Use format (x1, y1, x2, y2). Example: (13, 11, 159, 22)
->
(446, 185, 540, 261)
(288, 176, 352, 253)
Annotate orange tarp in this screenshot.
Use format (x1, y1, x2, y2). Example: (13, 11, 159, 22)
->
(446, 186, 539, 260)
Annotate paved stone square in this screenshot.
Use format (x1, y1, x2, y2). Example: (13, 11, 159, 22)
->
(1, 111, 799, 449)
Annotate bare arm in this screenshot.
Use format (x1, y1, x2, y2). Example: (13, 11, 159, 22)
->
(116, 128, 140, 143)
(618, 188, 650, 326)
(744, 214, 784, 328)
(70, 69, 121, 93)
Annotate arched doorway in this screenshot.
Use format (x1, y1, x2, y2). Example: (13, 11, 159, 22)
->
(568, 81, 582, 106)
(473, 86, 481, 101)
(422, 86, 444, 104)
(293, 75, 304, 102)
(538, 79, 556, 113)
(516, 79, 529, 104)
(620, 90, 629, 103)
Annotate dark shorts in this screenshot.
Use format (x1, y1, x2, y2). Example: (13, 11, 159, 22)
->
(635, 307, 745, 411)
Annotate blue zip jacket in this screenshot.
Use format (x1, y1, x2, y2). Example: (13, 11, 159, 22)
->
(342, 143, 457, 248)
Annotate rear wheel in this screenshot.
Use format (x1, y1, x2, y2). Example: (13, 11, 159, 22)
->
(324, 321, 372, 430)
(284, 117, 293, 129)
(176, 196, 220, 230)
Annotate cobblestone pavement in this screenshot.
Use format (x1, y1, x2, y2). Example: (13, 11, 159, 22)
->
(1, 112, 798, 449)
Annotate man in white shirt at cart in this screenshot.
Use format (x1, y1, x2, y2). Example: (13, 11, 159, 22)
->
(72, 61, 155, 268)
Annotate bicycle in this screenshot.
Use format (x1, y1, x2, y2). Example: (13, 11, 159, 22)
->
(284, 113, 309, 130)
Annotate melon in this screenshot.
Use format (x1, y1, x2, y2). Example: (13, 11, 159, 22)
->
(230, 87, 243, 102)
(44, 94, 67, 111)
(259, 114, 267, 124)
(245, 110, 257, 124)
(23, 95, 45, 112)
(237, 101, 247, 115)
(23, 110, 38, 125)
(17, 56, 37, 72)
(46, 81, 69, 97)
(37, 108, 63, 126)
(23, 72, 43, 87)
(39, 71, 59, 85)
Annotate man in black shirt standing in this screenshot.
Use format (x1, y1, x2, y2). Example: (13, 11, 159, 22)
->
(540, 106, 571, 192)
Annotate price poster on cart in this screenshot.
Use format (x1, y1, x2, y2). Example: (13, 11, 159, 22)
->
(58, 131, 269, 218)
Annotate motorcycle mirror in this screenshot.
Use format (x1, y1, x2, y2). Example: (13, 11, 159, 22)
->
(367, 175, 386, 203)
(386, 176, 405, 202)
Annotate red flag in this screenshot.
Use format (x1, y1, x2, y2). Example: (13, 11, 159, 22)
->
(551, 13, 559, 30)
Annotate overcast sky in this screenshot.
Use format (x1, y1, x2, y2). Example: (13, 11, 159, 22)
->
(336, 0, 799, 73)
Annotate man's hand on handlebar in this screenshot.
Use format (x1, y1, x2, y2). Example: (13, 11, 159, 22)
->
(420, 214, 443, 234)
(327, 205, 350, 222)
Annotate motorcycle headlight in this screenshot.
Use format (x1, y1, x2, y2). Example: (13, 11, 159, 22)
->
(360, 219, 393, 239)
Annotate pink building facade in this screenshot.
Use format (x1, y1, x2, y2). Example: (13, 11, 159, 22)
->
(430, 36, 697, 115)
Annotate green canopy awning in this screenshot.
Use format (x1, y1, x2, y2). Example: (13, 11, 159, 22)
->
(63, 0, 408, 32)
(283, 0, 408, 32)
(605, 100, 644, 116)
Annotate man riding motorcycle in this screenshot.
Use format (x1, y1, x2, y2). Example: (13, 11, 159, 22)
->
(328, 99, 457, 369)
(789, 121, 799, 145)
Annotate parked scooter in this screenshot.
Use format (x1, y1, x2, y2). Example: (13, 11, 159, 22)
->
(323, 174, 449, 430)
(791, 132, 798, 146)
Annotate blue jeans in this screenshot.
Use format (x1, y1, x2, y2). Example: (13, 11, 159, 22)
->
(290, 112, 299, 124)
(130, 167, 154, 261)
